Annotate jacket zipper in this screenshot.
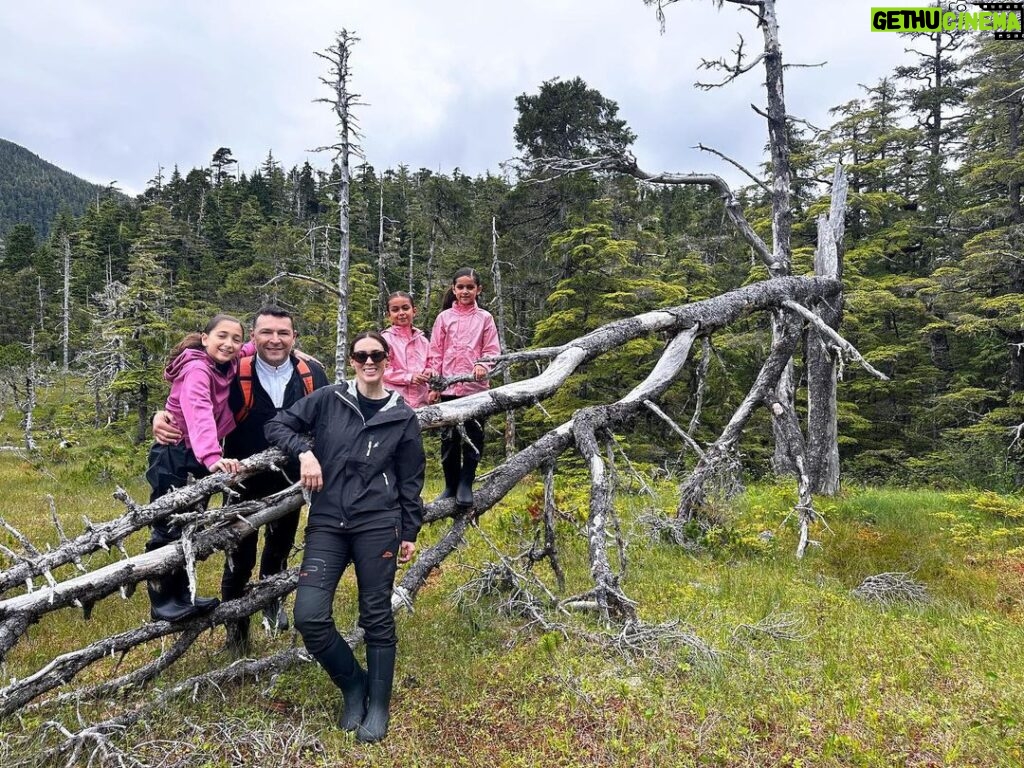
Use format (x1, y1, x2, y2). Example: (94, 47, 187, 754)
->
(332, 388, 397, 528)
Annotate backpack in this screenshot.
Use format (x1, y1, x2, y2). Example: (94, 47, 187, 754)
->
(235, 355, 315, 422)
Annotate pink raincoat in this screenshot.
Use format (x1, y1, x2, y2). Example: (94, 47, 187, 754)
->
(382, 325, 431, 408)
(163, 348, 238, 468)
(427, 302, 501, 397)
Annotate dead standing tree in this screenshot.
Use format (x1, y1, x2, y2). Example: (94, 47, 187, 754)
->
(314, 28, 363, 381)
(491, 216, 517, 457)
(643, 0, 826, 483)
(520, 0, 875, 545)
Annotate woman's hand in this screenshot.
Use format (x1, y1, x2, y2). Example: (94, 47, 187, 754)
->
(411, 369, 432, 385)
(299, 451, 323, 492)
(399, 541, 416, 563)
(427, 390, 441, 405)
(210, 458, 241, 474)
(473, 363, 487, 381)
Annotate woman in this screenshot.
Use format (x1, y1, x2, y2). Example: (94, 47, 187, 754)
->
(265, 331, 424, 743)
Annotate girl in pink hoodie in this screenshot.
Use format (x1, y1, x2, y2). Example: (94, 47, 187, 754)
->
(382, 291, 433, 408)
(426, 268, 501, 508)
(144, 314, 244, 623)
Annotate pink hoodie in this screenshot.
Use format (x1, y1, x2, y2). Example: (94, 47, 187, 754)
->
(427, 302, 501, 397)
(382, 325, 431, 408)
(163, 348, 238, 468)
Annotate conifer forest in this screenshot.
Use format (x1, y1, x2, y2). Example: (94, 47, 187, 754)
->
(2, 2, 1024, 766)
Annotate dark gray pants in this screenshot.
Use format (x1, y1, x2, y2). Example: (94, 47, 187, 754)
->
(293, 525, 400, 682)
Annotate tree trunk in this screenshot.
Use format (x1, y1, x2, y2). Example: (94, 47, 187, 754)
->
(378, 178, 387, 322)
(806, 164, 847, 495)
(316, 30, 361, 382)
(61, 234, 71, 374)
(23, 328, 38, 453)
(491, 216, 516, 457)
(425, 220, 437, 313)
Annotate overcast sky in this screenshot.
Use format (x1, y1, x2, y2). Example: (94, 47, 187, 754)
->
(0, 1, 936, 195)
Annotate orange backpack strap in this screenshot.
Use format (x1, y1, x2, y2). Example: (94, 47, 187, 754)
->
(296, 359, 316, 396)
(235, 355, 256, 422)
(236, 356, 314, 422)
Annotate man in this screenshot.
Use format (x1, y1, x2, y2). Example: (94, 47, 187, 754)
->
(154, 305, 328, 654)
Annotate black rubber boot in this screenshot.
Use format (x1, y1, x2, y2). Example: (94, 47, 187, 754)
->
(434, 431, 461, 502)
(262, 598, 289, 633)
(357, 645, 396, 743)
(328, 642, 367, 732)
(455, 456, 478, 509)
(224, 616, 251, 658)
(148, 568, 219, 623)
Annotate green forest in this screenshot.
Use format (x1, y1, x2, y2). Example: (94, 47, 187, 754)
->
(0, 138, 114, 237)
(1, 31, 1021, 490)
(3, 5, 1024, 766)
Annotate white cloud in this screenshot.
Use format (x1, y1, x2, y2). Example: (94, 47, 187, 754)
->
(0, 0, 935, 195)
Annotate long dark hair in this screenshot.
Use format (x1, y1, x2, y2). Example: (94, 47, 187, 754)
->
(168, 314, 244, 365)
(441, 267, 483, 311)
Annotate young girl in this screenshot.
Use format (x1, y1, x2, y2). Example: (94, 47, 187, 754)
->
(426, 268, 501, 508)
(381, 291, 433, 409)
(145, 314, 244, 623)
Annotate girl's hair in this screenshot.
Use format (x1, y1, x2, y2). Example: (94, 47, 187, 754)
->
(441, 267, 483, 311)
(168, 314, 244, 365)
(386, 291, 416, 308)
(349, 329, 390, 357)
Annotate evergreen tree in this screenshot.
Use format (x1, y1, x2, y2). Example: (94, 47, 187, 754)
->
(1, 223, 37, 272)
(920, 38, 1024, 485)
(104, 206, 177, 442)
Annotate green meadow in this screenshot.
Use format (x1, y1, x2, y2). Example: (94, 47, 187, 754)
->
(1, 401, 1023, 767)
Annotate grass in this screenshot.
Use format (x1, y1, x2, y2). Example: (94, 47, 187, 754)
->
(1, 400, 1024, 765)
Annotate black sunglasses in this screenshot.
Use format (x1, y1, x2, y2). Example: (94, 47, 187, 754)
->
(351, 349, 388, 364)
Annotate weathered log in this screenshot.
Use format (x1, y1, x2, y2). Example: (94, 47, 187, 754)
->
(1, 571, 296, 718)
(0, 492, 302, 660)
(26, 647, 311, 768)
(0, 449, 290, 596)
(415, 275, 840, 429)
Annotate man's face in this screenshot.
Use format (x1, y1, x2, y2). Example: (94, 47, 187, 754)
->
(252, 314, 296, 366)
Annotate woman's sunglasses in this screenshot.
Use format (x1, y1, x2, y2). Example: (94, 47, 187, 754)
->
(351, 349, 388, 364)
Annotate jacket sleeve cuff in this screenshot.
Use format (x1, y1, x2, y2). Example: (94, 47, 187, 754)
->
(198, 451, 222, 469)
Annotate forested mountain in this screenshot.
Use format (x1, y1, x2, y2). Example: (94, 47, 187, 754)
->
(0, 138, 112, 239)
(1, 33, 1022, 491)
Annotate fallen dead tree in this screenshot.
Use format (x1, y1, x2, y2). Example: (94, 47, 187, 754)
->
(0, 268, 888, 731)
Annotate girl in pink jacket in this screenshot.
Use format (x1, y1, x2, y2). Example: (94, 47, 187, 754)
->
(144, 314, 244, 623)
(426, 268, 501, 508)
(382, 291, 433, 408)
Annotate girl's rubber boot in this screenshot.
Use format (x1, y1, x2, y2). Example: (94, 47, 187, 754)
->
(148, 568, 219, 623)
(455, 457, 478, 508)
(434, 433, 461, 502)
